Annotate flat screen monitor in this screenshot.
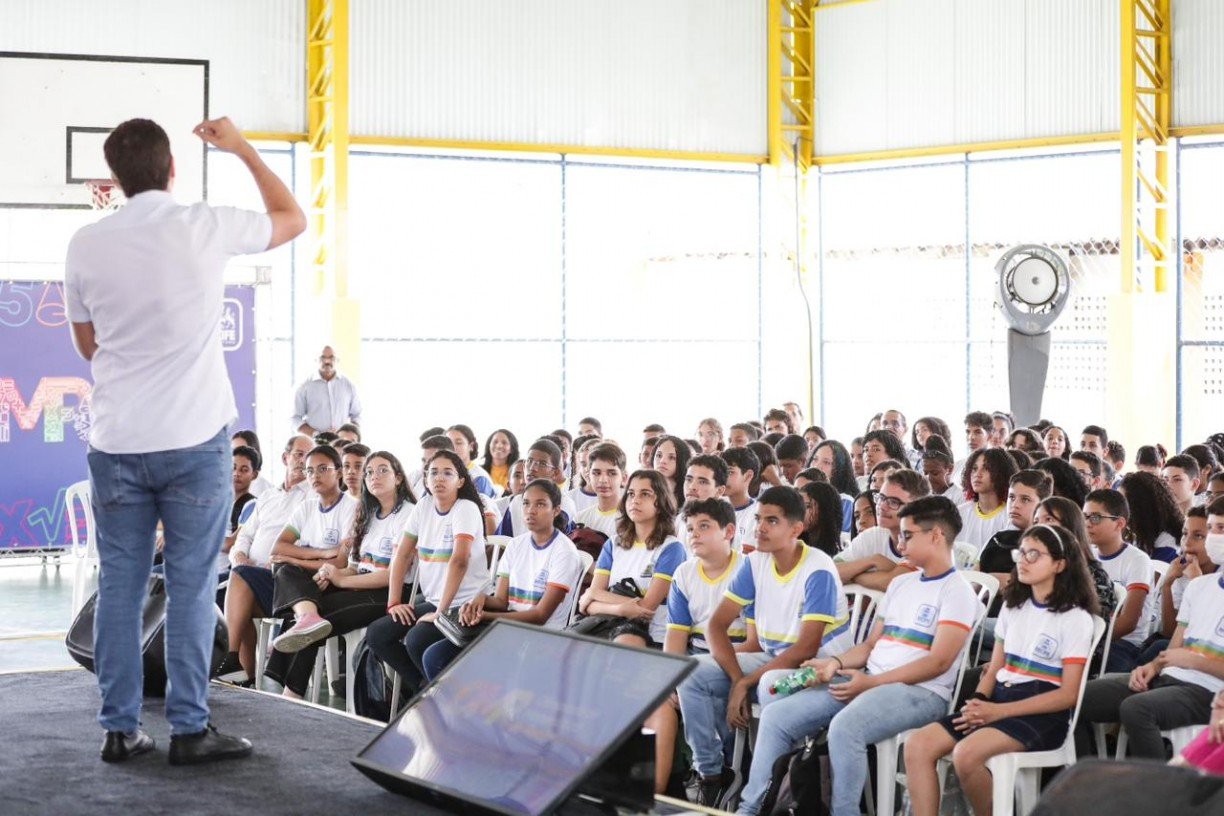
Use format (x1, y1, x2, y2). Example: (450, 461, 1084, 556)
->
(352, 620, 695, 816)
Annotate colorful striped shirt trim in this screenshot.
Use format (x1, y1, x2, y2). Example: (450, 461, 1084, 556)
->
(418, 547, 452, 563)
(1003, 653, 1064, 684)
(880, 625, 935, 650)
(508, 587, 544, 605)
(1185, 637, 1224, 661)
(1126, 582, 1150, 592)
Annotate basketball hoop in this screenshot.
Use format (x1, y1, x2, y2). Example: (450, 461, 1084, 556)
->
(84, 179, 123, 211)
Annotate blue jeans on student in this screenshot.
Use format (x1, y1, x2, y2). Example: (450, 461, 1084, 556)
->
(422, 637, 465, 681)
(676, 652, 775, 777)
(1105, 639, 1144, 674)
(88, 427, 230, 736)
(737, 677, 948, 816)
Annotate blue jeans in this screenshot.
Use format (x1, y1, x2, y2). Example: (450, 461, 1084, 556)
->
(677, 651, 775, 777)
(1105, 638, 1143, 674)
(737, 677, 948, 816)
(422, 637, 465, 681)
(88, 426, 230, 736)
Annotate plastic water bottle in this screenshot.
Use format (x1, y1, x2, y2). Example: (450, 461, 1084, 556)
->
(768, 666, 817, 696)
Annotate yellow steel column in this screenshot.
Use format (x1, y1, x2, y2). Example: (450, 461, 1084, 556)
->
(306, 0, 359, 385)
(1110, 0, 1175, 450)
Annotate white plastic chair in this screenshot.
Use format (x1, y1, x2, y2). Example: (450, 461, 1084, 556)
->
(1115, 722, 1207, 759)
(952, 541, 978, 571)
(959, 570, 1001, 665)
(981, 615, 1108, 816)
(486, 534, 512, 578)
(566, 551, 595, 627)
(66, 480, 97, 616)
(845, 584, 885, 645)
(867, 606, 986, 816)
(1091, 582, 1128, 757)
(311, 627, 369, 712)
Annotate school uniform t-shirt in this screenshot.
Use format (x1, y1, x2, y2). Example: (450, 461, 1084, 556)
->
(568, 488, 599, 514)
(732, 499, 758, 553)
(403, 496, 490, 609)
(667, 551, 749, 651)
(725, 546, 852, 657)
(995, 599, 1094, 687)
(595, 537, 687, 643)
(497, 530, 583, 630)
(867, 569, 980, 700)
(1163, 573, 1224, 694)
(1095, 544, 1154, 647)
(467, 462, 498, 498)
(351, 500, 415, 579)
(835, 526, 904, 565)
(1151, 532, 1179, 564)
(574, 505, 619, 539)
(284, 492, 359, 551)
(957, 502, 1011, 554)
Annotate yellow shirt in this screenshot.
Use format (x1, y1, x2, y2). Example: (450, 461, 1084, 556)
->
(489, 463, 510, 490)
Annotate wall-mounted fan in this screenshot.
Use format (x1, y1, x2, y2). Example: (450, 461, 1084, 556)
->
(995, 244, 1073, 426)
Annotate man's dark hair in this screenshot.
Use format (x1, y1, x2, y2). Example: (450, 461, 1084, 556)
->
(682, 497, 736, 529)
(897, 495, 963, 543)
(337, 422, 361, 441)
(885, 469, 932, 498)
(688, 454, 729, 486)
(1085, 488, 1129, 519)
(758, 485, 806, 524)
(419, 426, 446, 442)
(795, 467, 828, 484)
(730, 422, 761, 441)
(1106, 440, 1126, 467)
(721, 446, 760, 482)
(231, 429, 261, 453)
(343, 443, 371, 460)
(1010, 469, 1054, 500)
(1207, 496, 1224, 517)
(232, 445, 262, 474)
(306, 444, 342, 469)
(643, 423, 667, 434)
(1164, 453, 1201, 480)
(421, 434, 455, 452)
(579, 416, 603, 433)
(964, 411, 993, 430)
(763, 408, 795, 434)
(775, 434, 808, 463)
(103, 119, 173, 197)
(551, 428, 573, 445)
(1082, 425, 1110, 448)
(1070, 450, 1103, 479)
(531, 438, 564, 469)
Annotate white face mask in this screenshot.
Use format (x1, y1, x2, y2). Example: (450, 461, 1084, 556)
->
(1205, 533, 1224, 567)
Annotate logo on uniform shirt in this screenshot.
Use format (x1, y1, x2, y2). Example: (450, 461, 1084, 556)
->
(914, 604, 937, 629)
(534, 568, 549, 592)
(1034, 634, 1059, 661)
(641, 563, 655, 581)
(1214, 615, 1224, 639)
(323, 528, 340, 547)
(378, 536, 395, 556)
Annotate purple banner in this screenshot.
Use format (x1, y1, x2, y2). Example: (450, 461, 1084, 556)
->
(0, 281, 256, 552)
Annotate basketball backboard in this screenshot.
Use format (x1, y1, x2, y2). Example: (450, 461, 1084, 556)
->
(0, 52, 207, 209)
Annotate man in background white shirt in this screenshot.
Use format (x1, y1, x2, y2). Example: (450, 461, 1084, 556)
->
(290, 346, 362, 436)
(66, 116, 304, 765)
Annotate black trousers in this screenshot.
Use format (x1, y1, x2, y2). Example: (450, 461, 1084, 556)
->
(365, 601, 438, 693)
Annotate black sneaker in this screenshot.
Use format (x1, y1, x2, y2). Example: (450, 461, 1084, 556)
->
(100, 729, 155, 763)
(168, 724, 252, 766)
(694, 774, 724, 808)
(213, 652, 249, 684)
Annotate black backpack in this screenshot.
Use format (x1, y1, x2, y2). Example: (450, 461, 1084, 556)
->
(351, 635, 401, 721)
(759, 738, 829, 816)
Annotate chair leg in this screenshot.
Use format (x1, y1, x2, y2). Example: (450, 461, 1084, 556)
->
(1115, 729, 1129, 759)
(254, 619, 272, 689)
(1015, 766, 1040, 816)
(308, 651, 325, 704)
(986, 755, 1016, 816)
(324, 637, 340, 692)
(390, 671, 402, 718)
(720, 728, 748, 811)
(873, 738, 898, 816)
(1093, 723, 1111, 759)
(343, 630, 364, 716)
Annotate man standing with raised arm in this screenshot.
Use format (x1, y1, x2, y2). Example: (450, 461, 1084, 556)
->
(66, 117, 305, 765)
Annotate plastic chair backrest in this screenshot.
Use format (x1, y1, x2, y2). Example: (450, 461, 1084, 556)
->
(953, 541, 978, 570)
(845, 584, 885, 645)
(948, 608, 987, 714)
(566, 551, 596, 627)
(1067, 616, 1109, 734)
(959, 570, 1002, 663)
(1150, 559, 1168, 592)
(65, 480, 94, 559)
(1096, 581, 1126, 677)
(486, 534, 512, 577)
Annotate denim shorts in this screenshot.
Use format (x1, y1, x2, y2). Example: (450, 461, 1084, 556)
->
(939, 680, 1070, 751)
(231, 565, 274, 615)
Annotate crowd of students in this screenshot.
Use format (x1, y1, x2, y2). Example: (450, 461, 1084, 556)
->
(209, 405, 1224, 813)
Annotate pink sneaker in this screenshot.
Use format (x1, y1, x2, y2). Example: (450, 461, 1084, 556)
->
(271, 612, 332, 653)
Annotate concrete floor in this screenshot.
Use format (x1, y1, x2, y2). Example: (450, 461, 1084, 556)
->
(0, 556, 347, 710)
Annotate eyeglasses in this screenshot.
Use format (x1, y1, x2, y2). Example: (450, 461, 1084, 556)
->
(874, 494, 906, 511)
(364, 465, 393, 478)
(1084, 513, 1122, 525)
(304, 465, 335, 476)
(525, 458, 553, 472)
(1011, 547, 1054, 564)
(428, 469, 459, 480)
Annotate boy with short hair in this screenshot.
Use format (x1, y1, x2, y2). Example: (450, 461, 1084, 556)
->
(1071, 450, 1108, 491)
(955, 411, 993, 482)
(721, 447, 761, 553)
(835, 469, 931, 590)
(574, 443, 626, 538)
(578, 416, 602, 438)
(678, 486, 851, 807)
(1162, 454, 1202, 515)
(497, 439, 578, 536)
(728, 422, 759, 448)
(679, 455, 730, 552)
(976, 469, 1052, 586)
(763, 408, 793, 436)
(1085, 488, 1152, 672)
(340, 443, 370, 495)
(774, 434, 809, 484)
(668, 498, 747, 653)
(1081, 424, 1110, 458)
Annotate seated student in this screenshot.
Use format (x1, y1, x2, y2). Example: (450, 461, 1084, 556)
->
(577, 416, 602, 438)
(920, 435, 960, 503)
(835, 469, 932, 591)
(696, 417, 726, 456)
(340, 442, 370, 495)
(861, 430, 908, 479)
(955, 412, 994, 481)
(1206, 471, 1224, 506)
(507, 459, 527, 496)
(1134, 444, 1163, 475)
(774, 434, 809, 484)
(496, 439, 578, 536)
(1078, 520, 1224, 760)
(365, 450, 491, 693)
(578, 469, 686, 647)
(481, 428, 519, 494)
(791, 467, 827, 489)
(263, 445, 361, 655)
(957, 448, 1019, 554)
(446, 424, 498, 497)
(850, 490, 878, 538)
(1042, 425, 1072, 461)
(989, 411, 1015, 449)
(574, 442, 627, 539)
(566, 436, 601, 513)
(738, 496, 979, 816)
(1106, 440, 1127, 487)
(651, 435, 691, 514)
(415, 434, 500, 535)
(977, 470, 1054, 590)
(216, 434, 312, 684)
(1145, 504, 1219, 663)
(809, 439, 860, 531)
(637, 434, 657, 469)
(798, 481, 845, 558)
(1007, 428, 1043, 455)
(641, 499, 749, 795)
(721, 446, 762, 552)
(550, 428, 575, 485)
(678, 485, 850, 807)
(1081, 424, 1110, 459)
(1162, 454, 1203, 515)
(763, 408, 794, 436)
(747, 440, 785, 496)
(1071, 450, 1110, 492)
(802, 425, 825, 455)
(728, 422, 760, 449)
(1035, 497, 1119, 649)
(1085, 488, 1153, 672)
(851, 436, 867, 487)
(336, 422, 361, 444)
(221, 446, 261, 574)
(263, 451, 416, 698)
(420, 478, 582, 680)
(232, 430, 275, 498)
(869, 458, 906, 491)
(679, 454, 729, 552)
(906, 524, 1098, 816)
(1120, 470, 1185, 563)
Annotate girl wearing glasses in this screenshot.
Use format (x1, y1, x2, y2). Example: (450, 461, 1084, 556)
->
(263, 451, 416, 698)
(905, 524, 1099, 816)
